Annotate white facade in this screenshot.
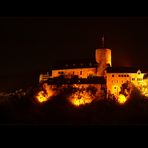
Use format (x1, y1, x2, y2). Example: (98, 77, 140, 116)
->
(51, 67, 97, 79)
(106, 70, 145, 97)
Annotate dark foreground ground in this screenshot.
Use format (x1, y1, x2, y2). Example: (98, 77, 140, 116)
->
(0, 90, 148, 125)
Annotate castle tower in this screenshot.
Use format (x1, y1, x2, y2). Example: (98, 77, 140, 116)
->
(95, 35, 112, 76)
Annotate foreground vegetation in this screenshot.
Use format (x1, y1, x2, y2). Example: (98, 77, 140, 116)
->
(0, 87, 148, 125)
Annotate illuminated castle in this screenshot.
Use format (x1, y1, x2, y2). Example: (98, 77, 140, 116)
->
(39, 36, 148, 98)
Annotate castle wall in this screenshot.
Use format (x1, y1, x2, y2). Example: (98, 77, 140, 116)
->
(51, 67, 97, 78)
(106, 73, 131, 97)
(95, 48, 112, 76)
(106, 70, 145, 97)
(95, 48, 112, 66)
(39, 73, 51, 83)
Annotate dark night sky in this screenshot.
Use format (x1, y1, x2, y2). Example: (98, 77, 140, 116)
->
(0, 17, 148, 89)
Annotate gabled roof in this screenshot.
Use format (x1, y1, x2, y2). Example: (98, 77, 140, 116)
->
(106, 67, 148, 73)
(52, 58, 98, 70)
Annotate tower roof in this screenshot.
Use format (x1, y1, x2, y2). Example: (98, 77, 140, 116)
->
(101, 34, 104, 48)
(97, 33, 106, 49)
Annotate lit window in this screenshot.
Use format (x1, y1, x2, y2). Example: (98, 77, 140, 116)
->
(58, 71, 64, 74)
(137, 78, 142, 81)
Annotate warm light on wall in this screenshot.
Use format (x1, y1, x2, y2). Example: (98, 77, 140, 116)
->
(111, 85, 120, 96)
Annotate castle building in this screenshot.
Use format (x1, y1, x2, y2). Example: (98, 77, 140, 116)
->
(39, 37, 148, 98)
(106, 67, 147, 97)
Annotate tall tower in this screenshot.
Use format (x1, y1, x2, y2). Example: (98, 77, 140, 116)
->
(95, 35, 112, 76)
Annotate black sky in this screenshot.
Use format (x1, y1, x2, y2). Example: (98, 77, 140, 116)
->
(0, 17, 148, 89)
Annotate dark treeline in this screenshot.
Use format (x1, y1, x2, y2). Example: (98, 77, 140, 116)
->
(0, 86, 148, 125)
